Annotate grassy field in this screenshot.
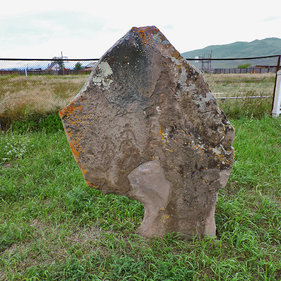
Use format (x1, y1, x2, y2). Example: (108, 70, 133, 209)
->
(0, 73, 275, 124)
(0, 73, 280, 280)
(0, 75, 86, 123)
(206, 73, 275, 119)
(206, 73, 275, 97)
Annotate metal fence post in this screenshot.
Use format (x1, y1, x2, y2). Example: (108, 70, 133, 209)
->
(272, 70, 281, 117)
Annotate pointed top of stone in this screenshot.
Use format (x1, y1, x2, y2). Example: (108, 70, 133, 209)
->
(101, 25, 181, 66)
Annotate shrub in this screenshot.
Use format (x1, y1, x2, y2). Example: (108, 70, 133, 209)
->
(237, 63, 251, 69)
(74, 62, 82, 71)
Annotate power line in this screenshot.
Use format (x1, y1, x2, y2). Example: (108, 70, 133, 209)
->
(0, 54, 280, 62)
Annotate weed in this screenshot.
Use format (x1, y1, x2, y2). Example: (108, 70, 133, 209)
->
(218, 95, 272, 119)
(0, 134, 34, 165)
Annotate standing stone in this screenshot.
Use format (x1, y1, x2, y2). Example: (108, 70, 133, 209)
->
(60, 26, 234, 238)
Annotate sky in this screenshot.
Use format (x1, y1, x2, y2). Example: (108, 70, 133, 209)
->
(1, 0, 281, 59)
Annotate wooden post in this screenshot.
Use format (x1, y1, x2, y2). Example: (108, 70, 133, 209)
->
(272, 70, 281, 117)
(272, 55, 281, 116)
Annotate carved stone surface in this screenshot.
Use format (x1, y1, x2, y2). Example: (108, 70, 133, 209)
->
(60, 26, 235, 238)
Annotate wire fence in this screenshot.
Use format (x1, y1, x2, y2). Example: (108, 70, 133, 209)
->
(0, 55, 280, 121)
(0, 54, 280, 75)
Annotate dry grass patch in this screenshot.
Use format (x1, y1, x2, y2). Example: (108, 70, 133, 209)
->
(0, 73, 276, 122)
(204, 73, 275, 118)
(0, 75, 87, 120)
(205, 73, 275, 97)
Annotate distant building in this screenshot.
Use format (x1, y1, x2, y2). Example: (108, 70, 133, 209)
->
(45, 62, 60, 71)
(84, 61, 98, 71)
(255, 65, 277, 72)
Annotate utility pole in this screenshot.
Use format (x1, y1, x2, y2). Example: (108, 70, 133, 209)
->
(61, 51, 64, 75)
(209, 50, 212, 73)
(201, 55, 204, 72)
(272, 55, 281, 116)
(200, 51, 212, 73)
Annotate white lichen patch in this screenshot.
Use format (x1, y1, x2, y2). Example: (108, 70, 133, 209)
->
(178, 66, 187, 86)
(93, 61, 113, 90)
(193, 92, 216, 111)
(99, 61, 113, 76)
(152, 33, 162, 44)
(171, 56, 195, 92)
(202, 92, 215, 103)
(212, 146, 221, 155)
(163, 128, 169, 143)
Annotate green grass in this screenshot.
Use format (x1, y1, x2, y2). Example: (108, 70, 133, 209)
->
(0, 114, 280, 280)
(205, 73, 275, 119)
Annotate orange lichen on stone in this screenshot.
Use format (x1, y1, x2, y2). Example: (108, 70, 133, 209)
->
(85, 179, 99, 188)
(60, 97, 88, 170)
(131, 26, 166, 46)
(66, 131, 88, 178)
(60, 99, 82, 118)
(79, 163, 88, 178)
(68, 140, 80, 160)
(159, 126, 166, 144)
(70, 115, 90, 127)
(137, 28, 148, 44)
(65, 125, 86, 166)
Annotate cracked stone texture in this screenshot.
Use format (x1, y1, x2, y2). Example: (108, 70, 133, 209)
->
(60, 26, 235, 238)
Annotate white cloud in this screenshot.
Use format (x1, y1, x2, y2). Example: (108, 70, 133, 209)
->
(0, 0, 281, 58)
(262, 16, 281, 23)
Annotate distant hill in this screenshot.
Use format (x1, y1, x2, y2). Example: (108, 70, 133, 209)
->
(181, 37, 281, 69)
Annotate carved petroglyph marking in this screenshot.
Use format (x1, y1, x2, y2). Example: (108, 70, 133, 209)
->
(119, 123, 138, 151)
(101, 137, 116, 167)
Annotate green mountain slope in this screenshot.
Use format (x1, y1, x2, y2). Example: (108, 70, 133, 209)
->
(182, 37, 281, 68)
